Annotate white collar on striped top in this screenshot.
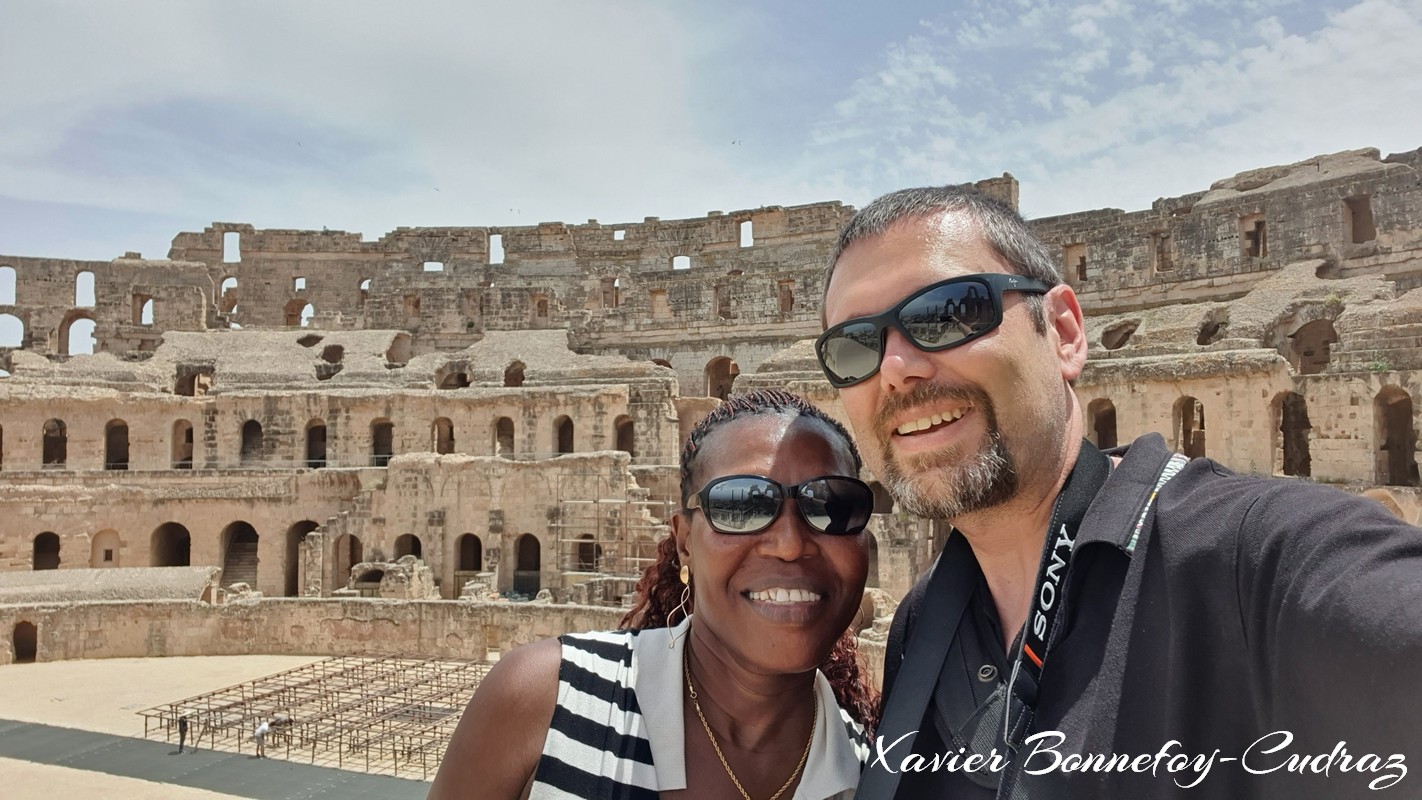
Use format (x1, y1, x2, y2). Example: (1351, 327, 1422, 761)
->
(634, 614, 862, 799)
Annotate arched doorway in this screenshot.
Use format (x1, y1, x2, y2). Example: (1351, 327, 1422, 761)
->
(220, 522, 260, 589)
(240, 420, 263, 464)
(1375, 387, 1417, 486)
(433, 418, 455, 455)
(555, 416, 574, 454)
(285, 520, 320, 597)
(90, 529, 122, 568)
(151, 523, 191, 567)
(1289, 320, 1338, 375)
(1173, 397, 1206, 458)
(504, 361, 526, 387)
(495, 417, 515, 458)
(105, 419, 129, 470)
(394, 533, 423, 559)
(306, 419, 327, 468)
(1087, 398, 1117, 449)
(514, 534, 540, 596)
(32, 532, 59, 570)
(615, 415, 635, 456)
(42, 419, 66, 467)
(12, 621, 37, 663)
(172, 420, 194, 469)
(332, 534, 363, 590)
(1277, 392, 1312, 477)
(704, 356, 739, 400)
(371, 419, 394, 466)
(456, 534, 483, 572)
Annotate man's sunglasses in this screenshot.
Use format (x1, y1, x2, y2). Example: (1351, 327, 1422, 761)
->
(685, 474, 874, 536)
(816, 273, 1053, 388)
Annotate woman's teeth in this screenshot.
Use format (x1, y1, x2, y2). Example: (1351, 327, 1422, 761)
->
(896, 407, 967, 436)
(748, 588, 823, 603)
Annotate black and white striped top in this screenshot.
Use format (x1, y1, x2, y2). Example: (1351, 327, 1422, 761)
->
(528, 616, 870, 800)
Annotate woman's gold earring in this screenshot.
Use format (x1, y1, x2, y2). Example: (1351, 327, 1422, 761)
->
(670, 564, 691, 649)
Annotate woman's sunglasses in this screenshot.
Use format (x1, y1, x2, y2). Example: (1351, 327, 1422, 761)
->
(816, 273, 1052, 388)
(685, 474, 874, 536)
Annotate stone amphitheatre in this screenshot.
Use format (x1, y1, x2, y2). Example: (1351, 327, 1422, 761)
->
(2, 146, 1420, 791)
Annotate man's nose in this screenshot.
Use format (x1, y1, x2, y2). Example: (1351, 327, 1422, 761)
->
(876, 328, 935, 393)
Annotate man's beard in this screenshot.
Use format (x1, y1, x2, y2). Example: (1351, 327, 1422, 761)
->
(875, 382, 1019, 520)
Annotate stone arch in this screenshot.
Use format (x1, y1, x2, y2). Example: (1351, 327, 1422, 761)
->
(305, 419, 327, 468)
(172, 419, 194, 469)
(436, 365, 470, 389)
(504, 360, 526, 387)
(151, 522, 191, 567)
(42, 418, 66, 467)
(555, 415, 574, 454)
(1273, 391, 1312, 477)
(104, 419, 129, 470)
(371, 418, 394, 466)
(32, 532, 60, 570)
(359, 278, 371, 306)
(514, 534, 541, 595)
(0, 313, 23, 348)
(12, 621, 37, 663)
(220, 521, 260, 589)
(433, 417, 455, 455)
(495, 417, 515, 458)
(75, 270, 96, 307)
(1374, 386, 1417, 487)
(285, 520, 320, 597)
(219, 277, 239, 313)
(705, 356, 739, 400)
(1289, 319, 1338, 375)
(1173, 396, 1206, 459)
(240, 420, 263, 464)
(59, 309, 96, 356)
(332, 534, 363, 587)
(284, 299, 314, 327)
(1087, 398, 1118, 449)
(614, 415, 635, 456)
(395, 533, 423, 559)
(456, 533, 483, 572)
(90, 529, 122, 568)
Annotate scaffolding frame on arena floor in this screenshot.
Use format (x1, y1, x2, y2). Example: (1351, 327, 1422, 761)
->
(137, 655, 490, 779)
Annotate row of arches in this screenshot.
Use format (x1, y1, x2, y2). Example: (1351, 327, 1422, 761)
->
(1085, 387, 1418, 486)
(0, 267, 95, 308)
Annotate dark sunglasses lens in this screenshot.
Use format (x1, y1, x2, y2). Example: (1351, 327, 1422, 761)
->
(796, 478, 873, 535)
(900, 280, 997, 348)
(821, 322, 881, 385)
(704, 477, 782, 533)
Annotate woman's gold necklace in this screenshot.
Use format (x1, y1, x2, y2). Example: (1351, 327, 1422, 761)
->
(683, 648, 817, 800)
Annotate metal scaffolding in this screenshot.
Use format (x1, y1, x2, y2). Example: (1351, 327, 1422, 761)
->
(137, 655, 490, 779)
(549, 462, 672, 577)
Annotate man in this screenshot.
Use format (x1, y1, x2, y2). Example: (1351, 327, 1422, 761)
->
(818, 186, 1422, 798)
(177, 714, 190, 754)
(253, 718, 269, 758)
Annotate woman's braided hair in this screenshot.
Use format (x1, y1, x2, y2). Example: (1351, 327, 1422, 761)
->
(619, 388, 880, 730)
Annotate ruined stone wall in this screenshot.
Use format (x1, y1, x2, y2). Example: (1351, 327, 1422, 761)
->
(0, 598, 624, 666)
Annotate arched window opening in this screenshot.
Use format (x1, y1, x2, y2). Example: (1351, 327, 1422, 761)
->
(285, 520, 320, 597)
(1375, 387, 1417, 487)
(1101, 321, 1138, 351)
(138, 297, 155, 326)
(457, 534, 482, 572)
(1289, 320, 1338, 376)
(240, 420, 264, 464)
(555, 416, 574, 455)
(615, 415, 635, 456)
(104, 419, 129, 470)
(284, 299, 312, 327)
(1088, 398, 1118, 449)
(64, 316, 96, 356)
(371, 419, 394, 466)
(0, 266, 16, 305)
(42, 419, 67, 467)
(394, 533, 423, 559)
(333, 534, 363, 588)
(172, 420, 194, 469)
(514, 534, 541, 595)
(1173, 397, 1206, 459)
(176, 367, 213, 397)
(438, 368, 470, 389)
(32, 532, 60, 570)
(0, 313, 23, 348)
(433, 418, 455, 455)
(575, 534, 601, 571)
(495, 417, 515, 458)
(359, 278, 371, 306)
(220, 522, 260, 589)
(219, 277, 238, 313)
(13, 621, 37, 663)
(306, 420, 327, 468)
(705, 356, 739, 401)
(151, 522, 191, 567)
(1278, 392, 1312, 478)
(75, 271, 95, 307)
(504, 360, 526, 387)
(90, 529, 121, 568)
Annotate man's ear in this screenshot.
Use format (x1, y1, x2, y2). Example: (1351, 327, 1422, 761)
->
(1046, 284, 1088, 381)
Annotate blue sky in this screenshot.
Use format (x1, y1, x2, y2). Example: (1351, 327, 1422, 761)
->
(2, 0, 1420, 262)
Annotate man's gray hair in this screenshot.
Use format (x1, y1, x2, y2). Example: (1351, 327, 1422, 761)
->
(823, 185, 1063, 332)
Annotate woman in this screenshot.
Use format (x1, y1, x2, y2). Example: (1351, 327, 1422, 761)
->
(431, 389, 879, 799)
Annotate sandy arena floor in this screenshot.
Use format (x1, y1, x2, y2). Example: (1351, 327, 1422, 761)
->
(0, 655, 323, 799)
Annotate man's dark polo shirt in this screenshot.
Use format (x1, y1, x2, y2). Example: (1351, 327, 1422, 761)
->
(873, 434, 1422, 799)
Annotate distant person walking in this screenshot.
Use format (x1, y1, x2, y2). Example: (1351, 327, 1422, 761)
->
(177, 714, 189, 753)
(253, 719, 269, 758)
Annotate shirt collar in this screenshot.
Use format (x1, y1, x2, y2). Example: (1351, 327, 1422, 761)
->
(633, 615, 861, 798)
